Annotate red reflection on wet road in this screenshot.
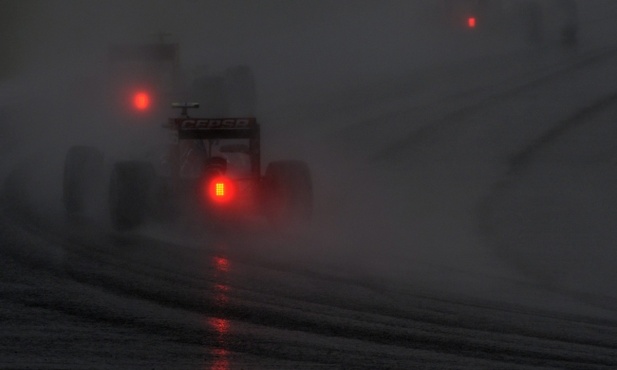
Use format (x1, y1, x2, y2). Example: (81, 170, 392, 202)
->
(214, 256, 230, 272)
(206, 253, 231, 370)
(214, 283, 230, 306)
(208, 317, 230, 335)
(209, 348, 230, 370)
(206, 315, 231, 370)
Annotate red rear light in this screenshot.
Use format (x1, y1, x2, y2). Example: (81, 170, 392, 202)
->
(468, 17, 477, 28)
(133, 91, 151, 111)
(206, 176, 236, 204)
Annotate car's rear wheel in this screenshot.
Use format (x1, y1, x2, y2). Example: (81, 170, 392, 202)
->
(262, 160, 313, 227)
(63, 145, 104, 215)
(109, 161, 155, 231)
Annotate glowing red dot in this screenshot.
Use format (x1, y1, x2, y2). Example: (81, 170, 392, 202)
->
(133, 92, 150, 111)
(468, 17, 477, 28)
(206, 177, 235, 203)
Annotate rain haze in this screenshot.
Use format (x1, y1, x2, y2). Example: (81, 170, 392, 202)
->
(2, 1, 617, 368)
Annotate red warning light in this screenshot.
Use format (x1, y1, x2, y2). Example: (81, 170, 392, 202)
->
(133, 91, 150, 111)
(468, 17, 477, 28)
(206, 176, 236, 204)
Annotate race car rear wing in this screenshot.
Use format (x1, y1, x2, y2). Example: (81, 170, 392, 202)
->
(172, 118, 259, 140)
(171, 117, 261, 179)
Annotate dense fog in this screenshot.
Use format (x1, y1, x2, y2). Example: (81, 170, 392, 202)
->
(3, 0, 617, 311)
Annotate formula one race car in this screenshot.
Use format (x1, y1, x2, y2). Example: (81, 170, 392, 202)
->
(63, 103, 313, 231)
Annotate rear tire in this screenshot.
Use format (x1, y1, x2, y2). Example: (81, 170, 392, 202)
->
(63, 145, 104, 215)
(262, 160, 313, 227)
(109, 161, 155, 231)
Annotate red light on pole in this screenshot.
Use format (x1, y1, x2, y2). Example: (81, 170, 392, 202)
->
(468, 17, 477, 28)
(133, 91, 150, 111)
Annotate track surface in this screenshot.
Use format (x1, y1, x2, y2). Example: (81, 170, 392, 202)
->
(3, 45, 617, 369)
